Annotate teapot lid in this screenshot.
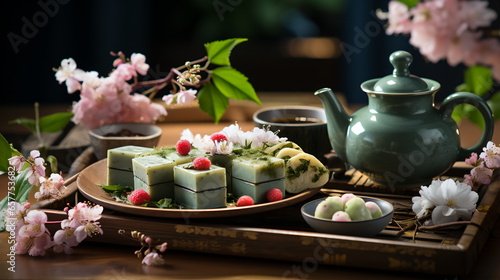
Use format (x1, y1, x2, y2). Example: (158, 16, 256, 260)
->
(362, 51, 438, 94)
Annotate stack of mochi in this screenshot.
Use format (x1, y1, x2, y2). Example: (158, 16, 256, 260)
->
(105, 138, 330, 209)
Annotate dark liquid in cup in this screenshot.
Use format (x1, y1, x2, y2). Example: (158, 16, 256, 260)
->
(270, 117, 324, 124)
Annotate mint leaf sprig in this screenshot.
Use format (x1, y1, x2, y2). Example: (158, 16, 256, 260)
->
(100, 184, 179, 209)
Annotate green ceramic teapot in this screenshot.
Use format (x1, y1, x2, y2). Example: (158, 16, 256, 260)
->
(315, 50, 494, 189)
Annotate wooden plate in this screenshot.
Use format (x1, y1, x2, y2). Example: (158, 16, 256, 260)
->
(77, 159, 321, 218)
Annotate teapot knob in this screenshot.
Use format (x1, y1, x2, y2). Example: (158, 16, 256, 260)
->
(390, 51, 412, 77)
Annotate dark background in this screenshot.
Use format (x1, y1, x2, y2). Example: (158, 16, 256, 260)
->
(1, 0, 499, 106)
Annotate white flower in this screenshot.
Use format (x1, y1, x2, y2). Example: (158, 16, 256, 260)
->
(220, 123, 246, 146)
(412, 179, 478, 225)
(180, 129, 194, 142)
(246, 127, 287, 149)
(130, 53, 149, 76)
(480, 141, 500, 168)
(215, 141, 233, 155)
(54, 58, 86, 93)
(192, 134, 215, 154)
(81, 71, 102, 89)
(142, 252, 165, 266)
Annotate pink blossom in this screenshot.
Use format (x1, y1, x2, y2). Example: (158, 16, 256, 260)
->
(142, 252, 165, 266)
(459, 0, 497, 30)
(25, 151, 46, 187)
(176, 89, 197, 104)
(465, 152, 479, 166)
(19, 210, 48, 238)
(35, 173, 65, 200)
(446, 30, 480, 67)
(158, 242, 168, 253)
(131, 53, 149, 75)
(382, 1, 412, 35)
(463, 174, 474, 188)
(53, 220, 79, 246)
(162, 89, 197, 105)
(480, 141, 500, 168)
(16, 232, 53, 256)
(381, 0, 498, 72)
(67, 203, 103, 242)
(112, 58, 123, 67)
(6, 202, 29, 236)
(469, 164, 493, 185)
(112, 63, 137, 81)
(81, 71, 102, 89)
(8, 155, 25, 171)
(124, 94, 166, 124)
(162, 94, 175, 105)
(55, 58, 86, 94)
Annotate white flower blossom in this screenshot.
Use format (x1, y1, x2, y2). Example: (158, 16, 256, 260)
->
(412, 179, 478, 225)
(215, 141, 234, 155)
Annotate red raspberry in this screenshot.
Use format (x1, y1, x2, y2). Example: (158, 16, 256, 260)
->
(176, 139, 191, 155)
(236, 195, 254, 207)
(266, 188, 283, 202)
(128, 189, 151, 205)
(193, 157, 211, 170)
(210, 133, 228, 143)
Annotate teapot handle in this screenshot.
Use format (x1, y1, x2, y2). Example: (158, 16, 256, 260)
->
(438, 92, 494, 160)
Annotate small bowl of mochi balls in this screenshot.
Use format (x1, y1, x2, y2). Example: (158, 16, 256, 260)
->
(301, 193, 394, 237)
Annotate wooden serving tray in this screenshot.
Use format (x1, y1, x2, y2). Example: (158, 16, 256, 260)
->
(40, 163, 500, 277)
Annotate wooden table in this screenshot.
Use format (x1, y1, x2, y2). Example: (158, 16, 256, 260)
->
(1, 94, 500, 280)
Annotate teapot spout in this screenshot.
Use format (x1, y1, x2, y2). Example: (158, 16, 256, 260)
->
(314, 88, 350, 162)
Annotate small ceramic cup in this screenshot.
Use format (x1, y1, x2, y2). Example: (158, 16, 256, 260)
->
(88, 123, 162, 160)
(253, 106, 331, 162)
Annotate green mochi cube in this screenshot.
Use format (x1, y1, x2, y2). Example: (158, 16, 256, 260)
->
(107, 168, 134, 187)
(232, 178, 285, 204)
(174, 186, 227, 209)
(232, 156, 285, 183)
(210, 154, 237, 192)
(134, 177, 174, 201)
(132, 155, 175, 185)
(107, 145, 153, 171)
(174, 163, 226, 192)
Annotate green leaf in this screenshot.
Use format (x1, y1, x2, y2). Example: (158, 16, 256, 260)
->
(197, 81, 230, 123)
(9, 118, 36, 133)
(451, 104, 465, 125)
(100, 184, 133, 193)
(204, 38, 248, 66)
(46, 155, 58, 173)
(13, 169, 34, 204)
(455, 83, 469, 92)
(39, 112, 74, 133)
(0, 133, 21, 173)
(0, 133, 12, 173)
(464, 106, 485, 130)
(453, 104, 486, 130)
(397, 0, 420, 8)
(464, 65, 492, 96)
(487, 91, 500, 122)
(211, 67, 261, 104)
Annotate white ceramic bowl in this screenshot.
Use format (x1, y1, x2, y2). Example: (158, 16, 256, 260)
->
(301, 196, 394, 237)
(88, 123, 162, 160)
